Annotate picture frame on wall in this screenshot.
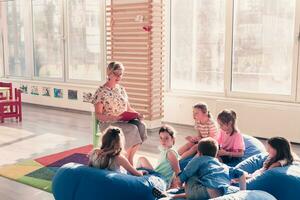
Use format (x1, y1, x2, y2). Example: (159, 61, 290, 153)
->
(31, 86, 39, 96)
(42, 87, 51, 97)
(54, 88, 63, 98)
(20, 84, 28, 94)
(83, 92, 93, 103)
(68, 90, 78, 100)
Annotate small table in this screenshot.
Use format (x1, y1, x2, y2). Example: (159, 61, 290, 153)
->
(0, 87, 10, 100)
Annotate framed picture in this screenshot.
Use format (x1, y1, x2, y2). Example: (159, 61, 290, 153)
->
(54, 88, 63, 98)
(31, 86, 39, 96)
(68, 90, 78, 100)
(20, 84, 28, 94)
(83, 92, 93, 103)
(42, 87, 51, 97)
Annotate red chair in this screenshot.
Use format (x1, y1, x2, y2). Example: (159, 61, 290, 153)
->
(0, 88, 22, 123)
(0, 82, 13, 100)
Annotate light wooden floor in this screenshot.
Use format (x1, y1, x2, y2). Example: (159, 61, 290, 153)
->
(0, 104, 190, 200)
(0, 104, 299, 200)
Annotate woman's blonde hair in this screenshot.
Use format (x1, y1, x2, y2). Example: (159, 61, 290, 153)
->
(89, 127, 124, 169)
(107, 61, 124, 76)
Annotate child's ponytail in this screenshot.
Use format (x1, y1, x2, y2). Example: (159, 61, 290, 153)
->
(207, 111, 211, 118)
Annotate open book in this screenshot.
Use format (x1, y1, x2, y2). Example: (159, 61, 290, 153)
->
(119, 111, 138, 121)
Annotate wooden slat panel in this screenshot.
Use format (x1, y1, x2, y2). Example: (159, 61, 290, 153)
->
(110, 23, 150, 28)
(122, 76, 152, 82)
(150, 109, 163, 116)
(108, 53, 150, 57)
(124, 71, 161, 78)
(107, 2, 149, 9)
(148, 115, 164, 121)
(129, 102, 150, 109)
(124, 73, 149, 79)
(106, 62, 149, 68)
(107, 44, 149, 48)
(122, 76, 162, 87)
(107, 18, 149, 23)
(111, 12, 150, 19)
(108, 7, 150, 13)
(109, 33, 149, 37)
(107, 27, 145, 32)
(151, 105, 164, 113)
(122, 82, 149, 88)
(150, 111, 165, 116)
(151, 105, 164, 112)
(122, 67, 150, 71)
(109, 49, 149, 53)
(125, 88, 149, 94)
(129, 98, 150, 104)
(109, 38, 149, 43)
(108, 41, 149, 49)
(107, 0, 164, 121)
(108, 58, 149, 63)
(128, 92, 150, 98)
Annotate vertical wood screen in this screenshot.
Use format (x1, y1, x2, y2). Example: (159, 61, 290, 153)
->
(106, 0, 165, 120)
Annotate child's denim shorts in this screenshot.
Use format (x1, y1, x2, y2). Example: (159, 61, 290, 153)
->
(186, 176, 210, 200)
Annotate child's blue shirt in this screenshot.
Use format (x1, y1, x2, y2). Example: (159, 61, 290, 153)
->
(178, 155, 244, 194)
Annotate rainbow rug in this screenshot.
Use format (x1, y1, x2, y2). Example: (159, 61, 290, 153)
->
(0, 144, 93, 192)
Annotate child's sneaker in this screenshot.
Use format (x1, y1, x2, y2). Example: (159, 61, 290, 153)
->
(152, 187, 168, 199)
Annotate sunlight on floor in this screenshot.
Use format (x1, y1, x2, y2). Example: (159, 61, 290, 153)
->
(0, 127, 76, 166)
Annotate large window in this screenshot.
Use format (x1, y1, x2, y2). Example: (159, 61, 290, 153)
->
(2, 0, 29, 77)
(32, 0, 64, 79)
(170, 0, 300, 101)
(0, 0, 104, 82)
(170, 0, 225, 92)
(67, 0, 102, 81)
(232, 0, 296, 95)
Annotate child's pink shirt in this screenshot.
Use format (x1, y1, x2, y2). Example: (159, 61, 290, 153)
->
(217, 130, 245, 152)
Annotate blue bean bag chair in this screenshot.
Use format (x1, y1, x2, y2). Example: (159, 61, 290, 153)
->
(179, 134, 266, 169)
(162, 188, 275, 200)
(212, 190, 276, 200)
(236, 153, 300, 200)
(52, 163, 166, 200)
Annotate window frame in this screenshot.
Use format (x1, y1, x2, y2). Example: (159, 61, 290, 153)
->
(168, 0, 300, 103)
(0, 0, 106, 84)
(31, 0, 65, 81)
(1, 2, 10, 79)
(64, 0, 106, 85)
(1, 0, 32, 79)
(226, 0, 300, 102)
(168, 0, 226, 96)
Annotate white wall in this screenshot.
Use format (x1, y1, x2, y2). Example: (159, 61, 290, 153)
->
(7, 79, 97, 111)
(4, 79, 162, 129)
(164, 93, 300, 143)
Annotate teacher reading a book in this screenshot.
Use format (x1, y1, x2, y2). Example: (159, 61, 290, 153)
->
(91, 61, 147, 165)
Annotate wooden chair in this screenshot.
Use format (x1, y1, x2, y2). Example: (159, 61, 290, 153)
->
(0, 82, 13, 100)
(0, 88, 22, 123)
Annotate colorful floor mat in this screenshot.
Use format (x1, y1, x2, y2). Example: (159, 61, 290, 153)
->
(0, 144, 93, 192)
